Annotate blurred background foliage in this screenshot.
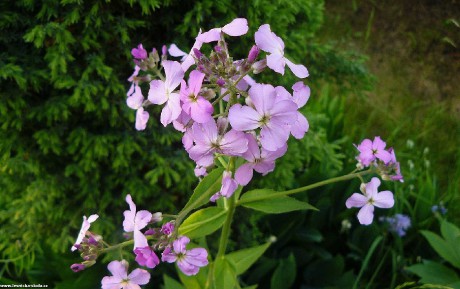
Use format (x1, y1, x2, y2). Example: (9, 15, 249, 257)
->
(0, 0, 458, 288)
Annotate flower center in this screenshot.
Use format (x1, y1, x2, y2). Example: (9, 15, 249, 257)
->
(188, 93, 198, 102)
(259, 114, 271, 126)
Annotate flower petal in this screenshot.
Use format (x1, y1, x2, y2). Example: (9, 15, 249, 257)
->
(107, 260, 128, 280)
(163, 60, 184, 91)
(168, 44, 187, 58)
(160, 93, 181, 126)
(222, 18, 249, 36)
(228, 104, 260, 131)
(135, 108, 149, 131)
(249, 84, 276, 115)
(128, 268, 151, 285)
(254, 24, 284, 54)
(197, 28, 222, 43)
(285, 58, 309, 78)
(235, 163, 254, 186)
(260, 122, 290, 151)
(292, 81, 310, 108)
(357, 204, 375, 225)
(266, 53, 285, 75)
(148, 80, 167, 105)
(373, 190, 394, 208)
(290, 112, 309, 139)
(345, 193, 368, 208)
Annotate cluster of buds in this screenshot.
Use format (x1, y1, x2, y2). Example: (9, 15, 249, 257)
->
(71, 195, 208, 288)
(126, 18, 311, 202)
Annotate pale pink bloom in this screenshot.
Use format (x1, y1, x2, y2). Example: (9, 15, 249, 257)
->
(235, 134, 287, 185)
(255, 24, 309, 78)
(345, 177, 394, 225)
(197, 18, 249, 43)
(180, 70, 213, 123)
(356, 137, 392, 166)
(228, 83, 298, 151)
(134, 246, 160, 269)
(71, 214, 98, 251)
(188, 119, 248, 166)
(101, 260, 150, 289)
(168, 44, 187, 61)
(123, 194, 152, 249)
(161, 236, 208, 276)
(290, 81, 310, 139)
(210, 170, 238, 201)
(148, 60, 184, 126)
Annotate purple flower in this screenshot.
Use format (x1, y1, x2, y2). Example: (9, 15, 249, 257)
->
(210, 170, 238, 201)
(380, 214, 411, 237)
(161, 236, 209, 276)
(386, 148, 404, 182)
(101, 260, 150, 289)
(254, 24, 309, 78)
(228, 83, 298, 151)
(235, 134, 287, 186)
(247, 45, 260, 63)
(197, 18, 249, 43)
(148, 60, 184, 126)
(346, 177, 394, 225)
(123, 194, 152, 249)
(71, 214, 98, 251)
(134, 246, 160, 269)
(168, 44, 188, 61)
(356, 137, 392, 166)
(131, 44, 148, 60)
(180, 70, 213, 123)
(188, 119, 248, 167)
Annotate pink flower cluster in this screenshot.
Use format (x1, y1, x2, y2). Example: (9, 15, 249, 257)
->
(71, 194, 209, 288)
(126, 18, 310, 201)
(346, 137, 404, 225)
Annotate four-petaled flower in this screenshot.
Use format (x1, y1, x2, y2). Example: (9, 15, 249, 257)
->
(134, 246, 160, 269)
(101, 260, 150, 289)
(123, 194, 152, 249)
(356, 136, 392, 166)
(180, 70, 213, 123)
(161, 236, 209, 276)
(71, 214, 99, 251)
(346, 177, 394, 225)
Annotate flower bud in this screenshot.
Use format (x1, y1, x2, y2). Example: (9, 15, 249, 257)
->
(162, 45, 168, 57)
(252, 59, 266, 74)
(131, 44, 148, 60)
(247, 45, 260, 63)
(193, 48, 203, 59)
(70, 263, 85, 272)
(214, 45, 222, 52)
(216, 78, 226, 87)
(160, 222, 175, 235)
(144, 228, 156, 236)
(151, 212, 163, 223)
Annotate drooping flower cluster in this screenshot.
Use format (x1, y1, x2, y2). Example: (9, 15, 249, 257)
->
(71, 194, 209, 288)
(126, 18, 310, 201)
(380, 214, 411, 237)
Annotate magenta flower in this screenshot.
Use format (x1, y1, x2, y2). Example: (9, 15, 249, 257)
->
(126, 85, 150, 131)
(101, 260, 150, 289)
(387, 148, 404, 182)
(134, 246, 160, 269)
(180, 70, 213, 123)
(188, 119, 248, 167)
(161, 236, 209, 276)
(148, 60, 184, 126)
(71, 263, 85, 272)
(254, 24, 309, 78)
(345, 177, 394, 225)
(71, 214, 98, 251)
(131, 44, 147, 60)
(228, 83, 298, 151)
(356, 137, 392, 166)
(235, 134, 287, 186)
(197, 18, 249, 43)
(160, 222, 175, 235)
(123, 194, 152, 249)
(210, 170, 238, 201)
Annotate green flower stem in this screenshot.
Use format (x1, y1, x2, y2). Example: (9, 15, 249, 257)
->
(216, 193, 236, 259)
(237, 169, 373, 205)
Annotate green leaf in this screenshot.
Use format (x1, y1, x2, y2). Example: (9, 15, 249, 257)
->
(441, 220, 460, 269)
(164, 274, 185, 289)
(179, 207, 227, 239)
(214, 258, 237, 289)
(226, 242, 271, 275)
(182, 168, 224, 213)
(406, 261, 460, 287)
(242, 286, 258, 289)
(271, 253, 296, 289)
(421, 230, 460, 269)
(240, 189, 317, 214)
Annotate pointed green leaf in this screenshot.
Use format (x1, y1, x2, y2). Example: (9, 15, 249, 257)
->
(179, 207, 227, 239)
(441, 221, 460, 269)
(164, 274, 185, 289)
(271, 253, 296, 289)
(240, 189, 317, 214)
(226, 242, 271, 275)
(182, 168, 224, 213)
(421, 230, 460, 269)
(406, 261, 460, 286)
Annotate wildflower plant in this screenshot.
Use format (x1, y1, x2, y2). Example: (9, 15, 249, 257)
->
(71, 18, 405, 288)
